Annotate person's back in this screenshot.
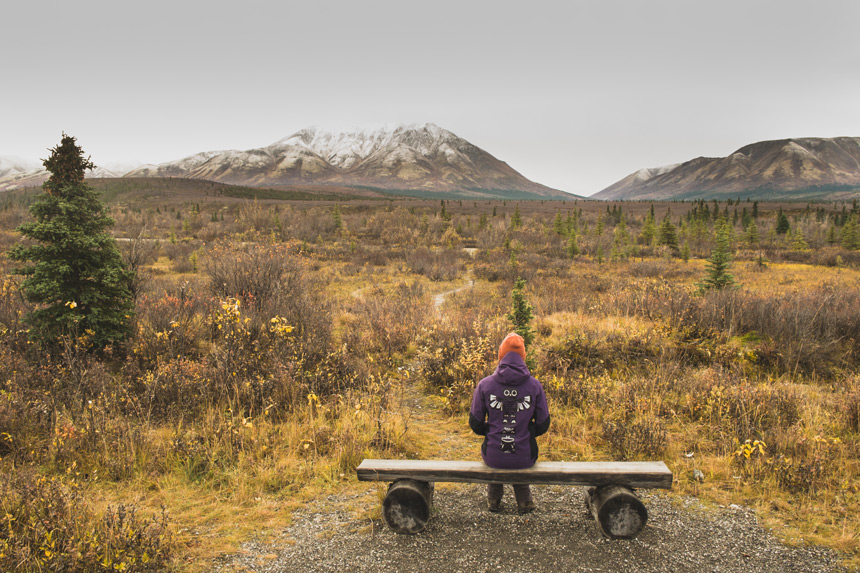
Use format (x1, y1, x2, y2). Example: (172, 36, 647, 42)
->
(469, 332, 550, 513)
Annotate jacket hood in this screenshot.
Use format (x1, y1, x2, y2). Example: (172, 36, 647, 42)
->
(495, 352, 531, 386)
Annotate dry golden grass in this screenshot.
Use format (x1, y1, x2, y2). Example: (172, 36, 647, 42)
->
(3, 195, 860, 570)
(735, 261, 860, 293)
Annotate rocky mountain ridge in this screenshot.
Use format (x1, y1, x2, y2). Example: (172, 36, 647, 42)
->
(595, 137, 860, 200)
(125, 123, 568, 198)
(0, 125, 571, 199)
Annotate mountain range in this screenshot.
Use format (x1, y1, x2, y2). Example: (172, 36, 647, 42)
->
(595, 137, 860, 201)
(8, 131, 860, 201)
(0, 124, 571, 199)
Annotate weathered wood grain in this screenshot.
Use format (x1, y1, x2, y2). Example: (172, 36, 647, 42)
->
(357, 459, 673, 489)
(587, 484, 648, 539)
(382, 479, 434, 534)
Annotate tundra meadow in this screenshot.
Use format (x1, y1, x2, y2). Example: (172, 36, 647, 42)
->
(1, 167, 859, 569)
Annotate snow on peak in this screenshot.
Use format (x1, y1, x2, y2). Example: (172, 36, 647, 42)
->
(632, 163, 681, 182)
(782, 140, 816, 157)
(268, 123, 460, 168)
(0, 156, 41, 178)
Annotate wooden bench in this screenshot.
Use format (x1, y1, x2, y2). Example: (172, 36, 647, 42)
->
(357, 459, 673, 538)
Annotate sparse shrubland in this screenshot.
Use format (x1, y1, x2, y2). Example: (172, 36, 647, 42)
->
(1, 189, 859, 569)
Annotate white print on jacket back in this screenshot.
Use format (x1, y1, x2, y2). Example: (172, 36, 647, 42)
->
(489, 389, 532, 454)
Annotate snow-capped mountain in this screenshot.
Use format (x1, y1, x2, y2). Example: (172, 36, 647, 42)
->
(126, 124, 571, 198)
(89, 161, 142, 178)
(0, 156, 40, 179)
(0, 158, 141, 192)
(594, 137, 860, 200)
(0, 156, 45, 192)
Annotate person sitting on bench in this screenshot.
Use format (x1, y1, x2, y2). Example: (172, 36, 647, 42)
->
(469, 332, 551, 514)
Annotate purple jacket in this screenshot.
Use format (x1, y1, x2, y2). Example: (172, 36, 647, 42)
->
(469, 352, 550, 469)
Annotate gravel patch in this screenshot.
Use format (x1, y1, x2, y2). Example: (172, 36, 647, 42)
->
(218, 484, 844, 573)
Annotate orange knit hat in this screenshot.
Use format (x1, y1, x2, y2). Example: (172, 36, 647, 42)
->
(498, 332, 526, 361)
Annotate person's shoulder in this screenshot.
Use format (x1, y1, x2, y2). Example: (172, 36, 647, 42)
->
(529, 376, 546, 391)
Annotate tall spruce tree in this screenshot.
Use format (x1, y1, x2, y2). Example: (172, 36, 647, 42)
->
(657, 217, 679, 249)
(775, 208, 790, 234)
(553, 211, 564, 235)
(745, 220, 760, 246)
(510, 203, 522, 230)
(638, 210, 657, 245)
(9, 134, 134, 348)
(567, 228, 579, 258)
(841, 214, 860, 250)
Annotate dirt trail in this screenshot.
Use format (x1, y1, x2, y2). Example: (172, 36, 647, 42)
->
(432, 274, 474, 311)
(350, 270, 474, 309)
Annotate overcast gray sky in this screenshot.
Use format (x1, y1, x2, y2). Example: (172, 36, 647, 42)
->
(3, 0, 859, 196)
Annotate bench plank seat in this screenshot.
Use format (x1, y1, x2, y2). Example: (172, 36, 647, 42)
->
(357, 459, 672, 489)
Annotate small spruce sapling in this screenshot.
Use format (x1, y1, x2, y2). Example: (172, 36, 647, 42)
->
(507, 278, 535, 368)
(697, 221, 736, 293)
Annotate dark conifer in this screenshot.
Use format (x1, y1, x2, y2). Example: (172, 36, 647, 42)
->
(657, 217, 679, 249)
(697, 222, 736, 293)
(775, 208, 790, 234)
(8, 134, 134, 348)
(507, 278, 534, 348)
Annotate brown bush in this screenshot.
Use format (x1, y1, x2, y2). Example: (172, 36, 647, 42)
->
(206, 242, 301, 309)
(602, 415, 668, 460)
(540, 328, 662, 375)
(406, 247, 464, 281)
(628, 259, 697, 279)
(134, 285, 212, 366)
(280, 205, 338, 241)
(118, 235, 160, 302)
(0, 469, 174, 571)
(544, 372, 609, 410)
(845, 386, 860, 433)
(236, 199, 278, 234)
(693, 285, 860, 375)
(0, 273, 27, 346)
(0, 382, 49, 464)
(417, 298, 506, 413)
(343, 282, 430, 360)
(205, 241, 331, 357)
(472, 249, 510, 282)
(597, 277, 860, 377)
(699, 383, 800, 445)
(133, 357, 215, 421)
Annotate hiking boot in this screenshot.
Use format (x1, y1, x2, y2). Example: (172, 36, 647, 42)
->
(517, 500, 536, 515)
(487, 483, 503, 512)
(513, 484, 534, 514)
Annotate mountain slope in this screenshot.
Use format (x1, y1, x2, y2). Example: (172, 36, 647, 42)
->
(0, 156, 40, 179)
(595, 137, 860, 200)
(125, 124, 572, 199)
(0, 157, 43, 191)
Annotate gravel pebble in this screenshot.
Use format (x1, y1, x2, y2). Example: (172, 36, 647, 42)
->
(217, 484, 844, 573)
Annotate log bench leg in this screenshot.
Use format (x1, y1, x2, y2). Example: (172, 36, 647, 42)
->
(382, 479, 435, 534)
(586, 485, 648, 539)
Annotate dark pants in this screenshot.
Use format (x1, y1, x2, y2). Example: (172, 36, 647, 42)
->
(487, 483, 532, 507)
